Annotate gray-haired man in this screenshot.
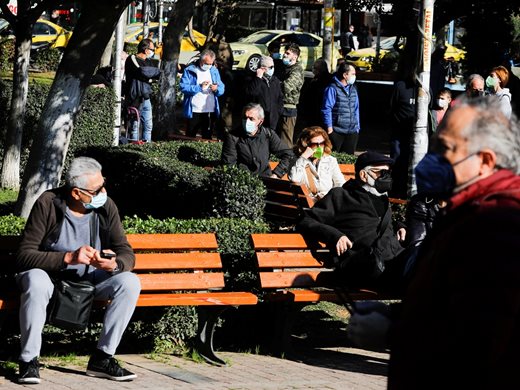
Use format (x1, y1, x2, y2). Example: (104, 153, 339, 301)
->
(16, 157, 141, 384)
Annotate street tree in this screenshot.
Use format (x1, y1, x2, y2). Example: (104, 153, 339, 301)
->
(15, 0, 132, 217)
(0, 0, 59, 191)
(154, 0, 197, 139)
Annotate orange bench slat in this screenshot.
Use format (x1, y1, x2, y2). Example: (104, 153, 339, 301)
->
(251, 233, 313, 250)
(127, 233, 218, 251)
(259, 270, 326, 288)
(255, 251, 324, 268)
(138, 272, 225, 291)
(134, 252, 222, 270)
(136, 292, 258, 306)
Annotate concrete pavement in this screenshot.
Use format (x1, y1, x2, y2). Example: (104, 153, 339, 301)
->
(0, 347, 389, 390)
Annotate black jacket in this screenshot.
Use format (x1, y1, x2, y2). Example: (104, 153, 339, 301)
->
(297, 179, 403, 262)
(244, 75, 283, 130)
(221, 126, 294, 178)
(124, 55, 161, 107)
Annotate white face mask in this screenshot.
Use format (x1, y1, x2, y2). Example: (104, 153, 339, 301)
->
(437, 98, 449, 109)
(265, 67, 274, 77)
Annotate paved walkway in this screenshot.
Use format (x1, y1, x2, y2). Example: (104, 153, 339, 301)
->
(0, 346, 388, 389)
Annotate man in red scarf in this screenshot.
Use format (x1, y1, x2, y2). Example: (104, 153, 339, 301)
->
(348, 96, 520, 389)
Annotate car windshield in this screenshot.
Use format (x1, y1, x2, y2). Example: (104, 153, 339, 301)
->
(239, 32, 278, 44)
(374, 37, 397, 50)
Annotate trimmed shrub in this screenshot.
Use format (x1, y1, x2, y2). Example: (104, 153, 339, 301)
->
(31, 47, 63, 72)
(206, 165, 265, 220)
(0, 38, 15, 72)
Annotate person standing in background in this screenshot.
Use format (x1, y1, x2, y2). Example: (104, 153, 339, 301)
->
(486, 65, 512, 119)
(278, 43, 304, 148)
(322, 63, 360, 155)
(180, 49, 225, 139)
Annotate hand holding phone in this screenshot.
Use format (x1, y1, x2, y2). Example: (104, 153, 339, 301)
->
(100, 250, 116, 259)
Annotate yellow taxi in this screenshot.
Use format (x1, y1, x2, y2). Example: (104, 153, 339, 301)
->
(125, 22, 207, 64)
(32, 19, 72, 49)
(345, 36, 465, 72)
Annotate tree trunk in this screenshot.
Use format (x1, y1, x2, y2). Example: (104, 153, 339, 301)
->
(1, 27, 32, 190)
(15, 0, 131, 218)
(155, 0, 196, 140)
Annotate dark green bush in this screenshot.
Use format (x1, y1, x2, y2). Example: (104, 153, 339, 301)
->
(31, 47, 63, 72)
(206, 165, 265, 221)
(0, 213, 26, 235)
(0, 38, 15, 72)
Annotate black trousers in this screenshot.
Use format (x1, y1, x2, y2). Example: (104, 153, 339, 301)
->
(187, 112, 216, 139)
(329, 131, 359, 155)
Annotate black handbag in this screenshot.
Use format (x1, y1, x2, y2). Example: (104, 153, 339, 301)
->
(47, 278, 95, 330)
(47, 213, 97, 331)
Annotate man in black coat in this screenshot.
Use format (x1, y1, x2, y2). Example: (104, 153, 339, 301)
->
(221, 103, 293, 178)
(244, 55, 283, 131)
(297, 151, 406, 288)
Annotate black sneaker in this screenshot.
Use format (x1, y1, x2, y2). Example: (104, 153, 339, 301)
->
(86, 356, 136, 381)
(18, 357, 41, 384)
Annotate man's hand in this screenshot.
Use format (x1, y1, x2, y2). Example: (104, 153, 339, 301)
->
(65, 245, 96, 265)
(336, 235, 353, 256)
(210, 83, 218, 92)
(256, 67, 266, 78)
(327, 126, 333, 134)
(397, 227, 406, 242)
(270, 173, 278, 178)
(90, 250, 117, 272)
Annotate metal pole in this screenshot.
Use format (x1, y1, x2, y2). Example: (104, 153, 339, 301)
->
(142, 0, 149, 38)
(158, 0, 164, 44)
(113, 7, 127, 146)
(409, 0, 435, 196)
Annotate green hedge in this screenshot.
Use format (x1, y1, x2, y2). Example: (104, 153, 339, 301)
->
(0, 79, 116, 183)
(78, 141, 266, 221)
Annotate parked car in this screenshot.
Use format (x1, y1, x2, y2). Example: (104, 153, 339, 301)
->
(345, 36, 466, 72)
(0, 18, 72, 50)
(31, 19, 72, 49)
(230, 29, 341, 72)
(125, 22, 207, 64)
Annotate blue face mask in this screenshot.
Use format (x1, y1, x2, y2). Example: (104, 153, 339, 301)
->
(282, 57, 292, 66)
(242, 119, 257, 135)
(265, 67, 274, 77)
(201, 64, 212, 71)
(82, 191, 108, 210)
(272, 53, 282, 60)
(415, 153, 456, 198)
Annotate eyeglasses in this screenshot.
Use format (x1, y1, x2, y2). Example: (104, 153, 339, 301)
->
(147, 47, 155, 52)
(309, 141, 325, 148)
(367, 168, 390, 177)
(77, 179, 106, 196)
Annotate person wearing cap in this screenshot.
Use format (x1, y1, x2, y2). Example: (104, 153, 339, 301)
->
(297, 150, 406, 288)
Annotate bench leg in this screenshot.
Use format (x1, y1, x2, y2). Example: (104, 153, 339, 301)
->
(194, 306, 230, 366)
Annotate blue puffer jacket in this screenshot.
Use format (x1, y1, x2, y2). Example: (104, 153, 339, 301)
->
(179, 63, 225, 119)
(322, 76, 360, 135)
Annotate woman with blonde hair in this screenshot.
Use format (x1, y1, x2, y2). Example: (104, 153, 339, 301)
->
(289, 126, 345, 201)
(486, 65, 512, 118)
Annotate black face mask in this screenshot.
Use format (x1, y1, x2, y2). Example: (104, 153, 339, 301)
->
(373, 170, 393, 194)
(469, 90, 485, 98)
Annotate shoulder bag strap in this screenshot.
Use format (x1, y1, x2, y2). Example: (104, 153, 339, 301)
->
(305, 165, 318, 195)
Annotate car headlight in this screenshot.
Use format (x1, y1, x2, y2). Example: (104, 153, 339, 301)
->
(232, 50, 246, 56)
(361, 56, 373, 63)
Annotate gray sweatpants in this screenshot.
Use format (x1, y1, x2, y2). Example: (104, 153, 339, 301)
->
(16, 268, 141, 362)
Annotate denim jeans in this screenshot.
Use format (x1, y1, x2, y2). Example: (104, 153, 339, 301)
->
(130, 98, 153, 142)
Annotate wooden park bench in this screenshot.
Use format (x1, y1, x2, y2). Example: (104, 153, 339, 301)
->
(0, 233, 258, 366)
(250, 232, 401, 352)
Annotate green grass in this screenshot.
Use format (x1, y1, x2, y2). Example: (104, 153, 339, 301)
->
(0, 189, 18, 205)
